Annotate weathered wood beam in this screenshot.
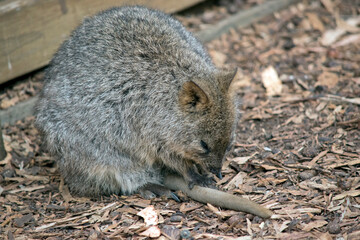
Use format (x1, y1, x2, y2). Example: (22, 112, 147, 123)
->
(0, 0, 205, 84)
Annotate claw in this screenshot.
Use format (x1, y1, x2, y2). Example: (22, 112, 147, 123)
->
(188, 182, 195, 190)
(171, 192, 181, 202)
(206, 176, 215, 185)
(210, 167, 222, 179)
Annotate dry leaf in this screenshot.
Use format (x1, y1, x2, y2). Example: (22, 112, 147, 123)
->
(261, 66, 282, 96)
(302, 220, 327, 231)
(283, 189, 309, 196)
(305, 109, 318, 120)
(207, 203, 229, 219)
(347, 230, 360, 240)
(273, 220, 291, 234)
(320, 0, 335, 14)
(59, 177, 74, 202)
(299, 18, 312, 31)
(209, 50, 227, 67)
(300, 180, 337, 191)
(321, 16, 360, 46)
(318, 232, 333, 240)
(283, 114, 305, 125)
(333, 33, 360, 48)
(333, 190, 360, 200)
(224, 172, 247, 190)
(316, 101, 328, 112)
(139, 225, 161, 238)
(276, 232, 315, 239)
(246, 218, 253, 235)
(336, 16, 360, 33)
(326, 159, 360, 169)
(316, 72, 338, 88)
(306, 13, 325, 32)
(308, 150, 328, 166)
(179, 203, 202, 213)
(321, 28, 346, 46)
(197, 233, 251, 240)
(231, 75, 252, 89)
(0, 97, 19, 109)
(278, 208, 322, 215)
(137, 205, 158, 226)
(9, 185, 46, 194)
(231, 155, 254, 165)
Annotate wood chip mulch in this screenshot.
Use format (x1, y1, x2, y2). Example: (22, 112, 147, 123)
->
(1, 0, 360, 239)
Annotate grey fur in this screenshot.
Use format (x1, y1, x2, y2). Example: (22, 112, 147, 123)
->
(35, 6, 238, 197)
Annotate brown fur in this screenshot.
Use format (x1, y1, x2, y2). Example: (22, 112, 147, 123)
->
(35, 6, 240, 197)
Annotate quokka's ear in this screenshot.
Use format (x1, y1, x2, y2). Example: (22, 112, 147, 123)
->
(179, 81, 209, 112)
(216, 68, 239, 92)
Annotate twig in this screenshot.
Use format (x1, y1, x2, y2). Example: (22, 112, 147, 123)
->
(320, 94, 360, 105)
(337, 117, 360, 126)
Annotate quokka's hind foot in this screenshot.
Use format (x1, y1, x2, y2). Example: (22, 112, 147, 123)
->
(138, 183, 180, 202)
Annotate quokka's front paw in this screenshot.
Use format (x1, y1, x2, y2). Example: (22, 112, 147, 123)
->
(186, 166, 216, 190)
(138, 183, 180, 202)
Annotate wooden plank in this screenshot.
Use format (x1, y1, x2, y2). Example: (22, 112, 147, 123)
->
(0, 0, 204, 84)
(0, 0, 299, 125)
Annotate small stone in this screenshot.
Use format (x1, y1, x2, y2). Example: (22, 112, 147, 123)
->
(283, 38, 295, 50)
(227, 5, 238, 14)
(10, 151, 30, 169)
(328, 219, 341, 234)
(13, 214, 34, 228)
(318, 137, 331, 142)
(162, 225, 180, 240)
(299, 170, 317, 180)
(278, 194, 288, 202)
(314, 85, 326, 93)
(25, 166, 41, 175)
(227, 214, 242, 226)
(271, 148, 281, 154)
(301, 146, 319, 158)
(284, 143, 294, 150)
(264, 132, 273, 140)
(323, 60, 339, 68)
(170, 215, 183, 222)
(1, 168, 15, 178)
(109, 210, 120, 218)
(180, 229, 191, 239)
(201, 12, 216, 24)
(88, 230, 101, 240)
(46, 204, 66, 211)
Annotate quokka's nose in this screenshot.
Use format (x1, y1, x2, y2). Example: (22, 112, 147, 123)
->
(210, 167, 222, 179)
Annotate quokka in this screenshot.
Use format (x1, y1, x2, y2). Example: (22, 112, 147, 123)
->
(36, 6, 239, 198)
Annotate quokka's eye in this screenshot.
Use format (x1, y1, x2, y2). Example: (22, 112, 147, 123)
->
(200, 140, 210, 154)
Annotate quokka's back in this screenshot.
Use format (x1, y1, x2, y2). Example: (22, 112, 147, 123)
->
(36, 6, 238, 197)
